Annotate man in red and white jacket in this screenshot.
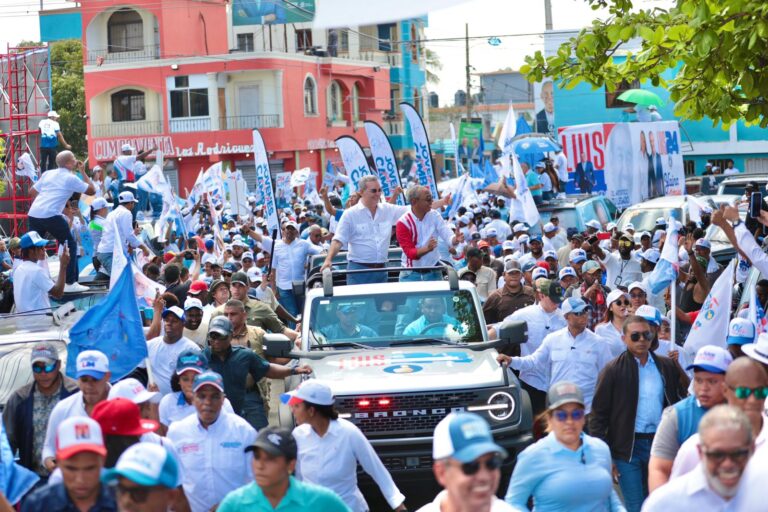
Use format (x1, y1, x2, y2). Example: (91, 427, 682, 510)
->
(396, 185, 462, 282)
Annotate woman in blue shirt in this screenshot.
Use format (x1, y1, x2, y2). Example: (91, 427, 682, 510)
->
(505, 382, 625, 511)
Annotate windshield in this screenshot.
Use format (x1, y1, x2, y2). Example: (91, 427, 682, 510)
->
(617, 207, 683, 233)
(540, 209, 580, 230)
(719, 184, 751, 196)
(308, 289, 484, 347)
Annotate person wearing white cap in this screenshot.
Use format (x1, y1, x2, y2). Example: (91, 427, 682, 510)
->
(27, 149, 95, 292)
(285, 380, 406, 511)
(585, 219, 602, 234)
(113, 143, 155, 184)
(269, 220, 323, 318)
(109, 377, 161, 426)
(590, 314, 688, 512)
(88, 197, 112, 264)
(542, 222, 564, 252)
(592, 231, 642, 290)
(182, 297, 208, 347)
(22, 417, 116, 511)
(41, 350, 112, 474)
(647, 344, 730, 492)
(96, 190, 151, 276)
(594, 289, 633, 358)
(692, 237, 722, 281)
(37, 110, 70, 172)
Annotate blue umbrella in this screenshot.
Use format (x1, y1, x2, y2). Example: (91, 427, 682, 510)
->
(511, 134, 561, 169)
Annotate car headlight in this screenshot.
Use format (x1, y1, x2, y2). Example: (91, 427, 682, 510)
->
(467, 391, 515, 421)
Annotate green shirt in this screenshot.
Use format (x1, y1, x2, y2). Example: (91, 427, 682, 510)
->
(203, 345, 270, 415)
(525, 170, 542, 197)
(218, 477, 351, 512)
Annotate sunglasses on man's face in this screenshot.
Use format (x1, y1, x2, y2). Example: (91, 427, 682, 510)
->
(629, 331, 653, 342)
(455, 453, 504, 476)
(113, 482, 154, 503)
(702, 448, 751, 465)
(32, 362, 57, 374)
(730, 386, 768, 400)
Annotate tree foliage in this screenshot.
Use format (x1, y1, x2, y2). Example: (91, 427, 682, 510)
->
(520, 0, 768, 127)
(50, 40, 87, 157)
(425, 48, 443, 85)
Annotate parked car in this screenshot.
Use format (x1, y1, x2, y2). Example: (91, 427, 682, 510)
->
(717, 175, 768, 195)
(686, 175, 727, 195)
(537, 194, 618, 233)
(616, 195, 716, 234)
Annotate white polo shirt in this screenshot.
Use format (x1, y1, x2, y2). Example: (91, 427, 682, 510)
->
(333, 202, 409, 263)
(641, 465, 740, 511)
(28, 168, 88, 219)
(13, 260, 53, 314)
(272, 238, 322, 289)
(97, 205, 143, 254)
(294, 418, 404, 512)
(141, 336, 200, 395)
(167, 411, 256, 512)
(158, 390, 235, 428)
(417, 491, 518, 512)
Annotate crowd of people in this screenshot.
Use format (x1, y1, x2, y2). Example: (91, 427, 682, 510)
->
(3, 141, 768, 512)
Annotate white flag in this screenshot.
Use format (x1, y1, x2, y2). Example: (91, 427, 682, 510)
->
(683, 260, 735, 357)
(132, 262, 165, 309)
(110, 220, 128, 289)
(290, 167, 312, 188)
(252, 129, 280, 234)
(17, 152, 39, 180)
(511, 154, 540, 226)
(498, 104, 517, 156)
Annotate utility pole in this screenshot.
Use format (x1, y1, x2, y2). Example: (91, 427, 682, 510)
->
(544, 0, 553, 30)
(465, 23, 471, 123)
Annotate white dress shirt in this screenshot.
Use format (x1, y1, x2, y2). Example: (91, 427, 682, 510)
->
(600, 251, 642, 290)
(42, 391, 88, 463)
(417, 490, 518, 512)
(641, 465, 741, 512)
(272, 238, 322, 289)
(397, 209, 455, 267)
(501, 304, 567, 391)
(735, 223, 768, 276)
(28, 168, 88, 219)
(509, 326, 613, 412)
(167, 411, 256, 512)
(333, 202, 409, 263)
(97, 205, 143, 253)
(294, 419, 404, 511)
(158, 391, 235, 428)
(13, 260, 53, 314)
(141, 336, 200, 395)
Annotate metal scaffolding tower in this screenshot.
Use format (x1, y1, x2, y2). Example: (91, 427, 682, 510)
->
(0, 45, 51, 237)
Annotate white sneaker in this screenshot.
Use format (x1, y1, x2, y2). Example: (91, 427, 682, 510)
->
(64, 283, 90, 293)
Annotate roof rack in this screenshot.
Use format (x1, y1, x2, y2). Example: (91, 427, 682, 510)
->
(320, 264, 459, 297)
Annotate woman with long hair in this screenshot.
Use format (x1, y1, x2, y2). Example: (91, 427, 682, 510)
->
(594, 289, 631, 358)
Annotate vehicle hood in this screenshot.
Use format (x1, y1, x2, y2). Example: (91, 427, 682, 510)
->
(305, 346, 506, 395)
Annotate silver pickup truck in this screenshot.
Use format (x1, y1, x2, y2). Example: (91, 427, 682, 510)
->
(265, 268, 533, 478)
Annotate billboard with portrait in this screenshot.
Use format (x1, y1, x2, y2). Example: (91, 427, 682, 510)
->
(232, 0, 315, 26)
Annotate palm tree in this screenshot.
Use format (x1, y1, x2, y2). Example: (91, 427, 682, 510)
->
(425, 48, 443, 84)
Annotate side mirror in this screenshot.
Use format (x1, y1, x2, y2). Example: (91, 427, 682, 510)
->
(263, 334, 295, 359)
(498, 320, 528, 345)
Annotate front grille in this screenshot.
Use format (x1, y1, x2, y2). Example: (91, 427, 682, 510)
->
(337, 391, 482, 437)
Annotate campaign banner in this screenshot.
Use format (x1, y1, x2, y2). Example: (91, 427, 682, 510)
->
(233, 0, 315, 25)
(558, 121, 684, 209)
(252, 130, 280, 233)
(274, 172, 292, 209)
(400, 102, 439, 199)
(336, 136, 374, 192)
(364, 121, 404, 204)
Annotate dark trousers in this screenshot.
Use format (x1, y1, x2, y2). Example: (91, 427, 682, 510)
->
(28, 215, 78, 284)
(39, 147, 58, 172)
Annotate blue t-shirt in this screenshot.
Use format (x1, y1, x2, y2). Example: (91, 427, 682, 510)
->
(526, 171, 542, 197)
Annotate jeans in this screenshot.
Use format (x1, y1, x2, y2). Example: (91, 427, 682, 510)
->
(39, 147, 57, 172)
(278, 287, 299, 327)
(96, 252, 114, 275)
(28, 215, 78, 284)
(399, 269, 443, 282)
(614, 436, 653, 512)
(347, 261, 388, 285)
(242, 391, 268, 430)
(136, 187, 149, 213)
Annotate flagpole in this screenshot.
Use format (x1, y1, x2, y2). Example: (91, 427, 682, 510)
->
(670, 282, 677, 346)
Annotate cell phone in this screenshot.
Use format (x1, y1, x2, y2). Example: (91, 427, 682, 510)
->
(588, 235, 599, 245)
(749, 192, 762, 219)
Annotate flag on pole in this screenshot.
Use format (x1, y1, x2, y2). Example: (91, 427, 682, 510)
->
(516, 114, 532, 136)
(290, 167, 312, 188)
(646, 219, 680, 294)
(400, 102, 439, 199)
(684, 260, 735, 356)
(252, 129, 280, 233)
(335, 136, 374, 191)
(323, 159, 336, 187)
(16, 152, 39, 181)
(748, 283, 768, 340)
(498, 104, 517, 155)
(365, 121, 404, 204)
(511, 154, 540, 226)
(109, 220, 128, 289)
(67, 264, 148, 382)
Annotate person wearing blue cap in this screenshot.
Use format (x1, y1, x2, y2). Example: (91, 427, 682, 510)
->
(96, 190, 151, 276)
(13, 231, 69, 314)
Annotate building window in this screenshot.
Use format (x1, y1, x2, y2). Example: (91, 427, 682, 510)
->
(340, 29, 349, 52)
(605, 79, 641, 108)
(111, 89, 145, 122)
(296, 29, 313, 52)
(108, 8, 143, 53)
(388, 85, 399, 118)
(351, 83, 360, 122)
(236, 33, 254, 52)
(170, 77, 208, 118)
(413, 88, 422, 115)
(410, 23, 419, 63)
(378, 24, 395, 52)
(327, 81, 343, 122)
(304, 75, 317, 115)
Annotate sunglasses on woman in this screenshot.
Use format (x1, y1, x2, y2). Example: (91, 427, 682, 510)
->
(730, 386, 768, 400)
(629, 331, 652, 342)
(455, 453, 504, 475)
(613, 300, 630, 307)
(552, 409, 585, 422)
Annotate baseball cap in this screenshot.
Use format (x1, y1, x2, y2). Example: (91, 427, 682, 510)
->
(432, 412, 507, 463)
(529, 234, 543, 243)
(103, 442, 181, 489)
(743, 333, 768, 365)
(686, 345, 733, 374)
(655, 217, 667, 227)
(628, 281, 647, 295)
(209, 279, 227, 293)
(242, 251, 254, 261)
(606, 289, 629, 306)
(520, 259, 536, 273)
(625, 222, 635, 231)
(108, 378, 160, 404)
(118, 191, 138, 204)
(161, 306, 185, 322)
(537, 279, 564, 304)
(76, 350, 110, 379)
(504, 259, 521, 274)
(92, 398, 159, 436)
(176, 350, 208, 375)
(247, 267, 263, 283)
(188, 280, 209, 296)
(582, 260, 601, 274)
(695, 238, 711, 250)
(727, 318, 755, 346)
(120, 143, 134, 152)
(283, 220, 299, 230)
(546, 381, 585, 410)
(208, 316, 233, 336)
(91, 197, 112, 211)
(244, 426, 298, 460)
(485, 227, 498, 238)
(223, 262, 238, 273)
(280, 380, 335, 406)
(20, 231, 47, 250)
(558, 267, 577, 280)
(635, 304, 662, 326)
(204, 239, 215, 250)
(163, 252, 176, 264)
(231, 271, 249, 286)
(184, 297, 204, 311)
(569, 249, 587, 263)
(585, 219, 601, 230)
(56, 417, 106, 461)
(30, 342, 59, 365)
(532, 267, 548, 281)
(517, 234, 530, 245)
(48, 110, 59, 118)
(193, 371, 225, 393)
(543, 222, 557, 233)
(477, 240, 490, 249)
(638, 248, 660, 264)
(513, 224, 529, 233)
(640, 231, 652, 239)
(561, 297, 591, 315)
(502, 240, 515, 252)
(543, 250, 558, 260)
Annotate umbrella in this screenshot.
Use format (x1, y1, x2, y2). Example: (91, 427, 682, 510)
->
(511, 134, 561, 171)
(617, 88, 664, 107)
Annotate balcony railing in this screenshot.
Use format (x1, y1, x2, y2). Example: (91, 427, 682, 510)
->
(91, 120, 162, 138)
(385, 120, 405, 136)
(220, 114, 281, 130)
(86, 44, 160, 65)
(169, 117, 211, 133)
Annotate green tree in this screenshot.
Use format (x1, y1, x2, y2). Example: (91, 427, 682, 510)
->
(425, 48, 443, 85)
(521, 0, 768, 127)
(49, 40, 87, 157)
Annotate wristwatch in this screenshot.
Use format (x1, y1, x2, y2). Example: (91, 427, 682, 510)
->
(290, 366, 298, 375)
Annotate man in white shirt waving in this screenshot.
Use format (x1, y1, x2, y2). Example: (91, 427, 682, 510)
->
(95, 191, 151, 275)
(13, 231, 68, 314)
(269, 220, 323, 318)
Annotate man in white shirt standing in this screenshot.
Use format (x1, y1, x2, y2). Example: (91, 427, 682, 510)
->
(166, 371, 256, 512)
(270, 220, 323, 318)
(96, 191, 151, 276)
(28, 150, 95, 293)
(143, 306, 200, 396)
(13, 231, 68, 314)
(593, 232, 642, 290)
(38, 110, 70, 172)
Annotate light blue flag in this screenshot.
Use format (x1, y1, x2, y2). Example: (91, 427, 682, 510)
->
(646, 219, 679, 294)
(0, 422, 39, 505)
(67, 265, 147, 382)
(483, 159, 499, 188)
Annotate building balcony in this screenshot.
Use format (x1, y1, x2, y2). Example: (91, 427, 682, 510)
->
(91, 120, 162, 138)
(86, 44, 160, 66)
(220, 114, 281, 130)
(385, 119, 406, 136)
(169, 117, 211, 133)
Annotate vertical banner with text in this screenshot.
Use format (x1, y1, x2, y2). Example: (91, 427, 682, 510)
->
(400, 102, 439, 199)
(335, 136, 374, 191)
(252, 130, 280, 233)
(364, 121, 405, 204)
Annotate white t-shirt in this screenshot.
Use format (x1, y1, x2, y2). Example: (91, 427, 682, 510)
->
(28, 168, 88, 219)
(142, 337, 200, 395)
(13, 260, 53, 313)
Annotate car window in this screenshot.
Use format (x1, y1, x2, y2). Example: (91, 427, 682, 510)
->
(719, 184, 750, 196)
(617, 207, 683, 233)
(592, 199, 611, 225)
(577, 202, 599, 227)
(308, 289, 483, 346)
(539, 209, 581, 231)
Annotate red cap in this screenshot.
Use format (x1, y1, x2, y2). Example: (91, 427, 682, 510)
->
(536, 261, 550, 271)
(92, 398, 159, 436)
(188, 280, 209, 296)
(163, 252, 176, 264)
(477, 240, 490, 249)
